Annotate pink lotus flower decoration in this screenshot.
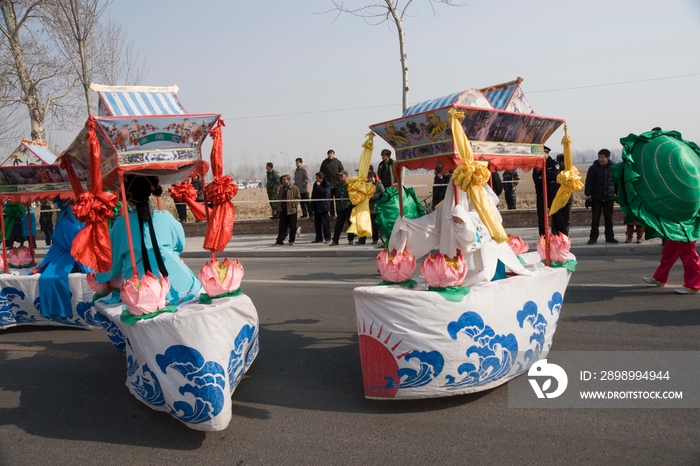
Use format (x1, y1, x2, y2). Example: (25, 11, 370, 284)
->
(120, 271, 170, 316)
(421, 252, 468, 288)
(507, 234, 529, 256)
(8, 246, 34, 268)
(537, 233, 571, 263)
(198, 258, 244, 297)
(376, 249, 416, 283)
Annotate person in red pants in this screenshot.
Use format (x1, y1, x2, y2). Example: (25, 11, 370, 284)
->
(643, 240, 700, 294)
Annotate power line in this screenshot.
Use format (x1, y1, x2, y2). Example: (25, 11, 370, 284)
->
(229, 72, 700, 120)
(528, 72, 700, 94)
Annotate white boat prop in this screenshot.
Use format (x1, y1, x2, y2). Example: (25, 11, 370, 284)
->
(354, 78, 578, 399)
(58, 84, 258, 430)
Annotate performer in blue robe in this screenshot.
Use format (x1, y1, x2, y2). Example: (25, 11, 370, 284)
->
(33, 201, 89, 318)
(96, 175, 201, 305)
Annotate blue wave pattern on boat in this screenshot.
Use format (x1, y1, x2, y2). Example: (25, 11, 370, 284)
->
(156, 345, 226, 424)
(444, 311, 519, 389)
(227, 324, 257, 393)
(31, 294, 100, 328)
(126, 354, 139, 377)
(0, 287, 27, 324)
(516, 301, 548, 370)
(93, 311, 127, 354)
(130, 363, 166, 407)
(381, 350, 445, 389)
(245, 330, 259, 371)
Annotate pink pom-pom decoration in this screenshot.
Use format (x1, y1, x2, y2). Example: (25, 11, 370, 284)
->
(198, 258, 244, 297)
(376, 249, 416, 283)
(8, 246, 34, 268)
(120, 271, 170, 316)
(537, 233, 571, 263)
(507, 233, 529, 256)
(421, 252, 467, 288)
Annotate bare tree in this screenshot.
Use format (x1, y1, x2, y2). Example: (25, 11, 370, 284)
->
(329, 0, 462, 112)
(0, 0, 76, 143)
(90, 15, 147, 88)
(44, 0, 109, 116)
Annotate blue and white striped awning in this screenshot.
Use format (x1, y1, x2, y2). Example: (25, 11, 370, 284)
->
(403, 91, 463, 117)
(99, 91, 186, 116)
(481, 87, 516, 110)
(28, 144, 58, 164)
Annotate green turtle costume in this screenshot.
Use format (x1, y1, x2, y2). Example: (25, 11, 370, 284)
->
(612, 129, 700, 241)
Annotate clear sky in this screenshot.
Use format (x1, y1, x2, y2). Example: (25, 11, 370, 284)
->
(57, 0, 700, 175)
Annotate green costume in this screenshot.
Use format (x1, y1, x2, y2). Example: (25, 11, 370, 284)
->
(612, 129, 700, 241)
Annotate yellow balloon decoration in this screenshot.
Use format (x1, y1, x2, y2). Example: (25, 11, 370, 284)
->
(549, 124, 583, 215)
(347, 132, 377, 237)
(449, 108, 507, 243)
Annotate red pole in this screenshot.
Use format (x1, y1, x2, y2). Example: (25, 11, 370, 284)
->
(0, 203, 8, 273)
(541, 157, 551, 266)
(118, 171, 139, 279)
(26, 202, 35, 265)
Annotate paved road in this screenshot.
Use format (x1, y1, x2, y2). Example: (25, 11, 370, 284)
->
(0, 255, 698, 465)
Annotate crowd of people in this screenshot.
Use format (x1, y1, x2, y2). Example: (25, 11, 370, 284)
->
(264, 150, 392, 246)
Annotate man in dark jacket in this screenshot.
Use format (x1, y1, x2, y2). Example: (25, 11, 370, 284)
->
(585, 148, 618, 244)
(532, 146, 562, 236)
(330, 170, 353, 246)
(320, 150, 344, 218)
(377, 149, 396, 189)
(274, 174, 300, 246)
(502, 169, 519, 210)
(310, 172, 331, 243)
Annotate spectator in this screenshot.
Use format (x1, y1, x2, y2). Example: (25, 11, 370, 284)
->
(532, 146, 562, 236)
(310, 172, 331, 243)
(502, 169, 520, 210)
(377, 149, 396, 189)
(22, 204, 37, 249)
(320, 149, 344, 218)
(330, 170, 352, 246)
(265, 162, 281, 219)
(39, 201, 54, 247)
(294, 157, 312, 219)
(488, 162, 503, 197)
(432, 162, 451, 209)
(585, 149, 618, 244)
(192, 174, 205, 222)
(4, 201, 25, 249)
(273, 174, 300, 246)
(357, 171, 385, 245)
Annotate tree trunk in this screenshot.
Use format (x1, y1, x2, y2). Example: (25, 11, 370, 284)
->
(385, 1, 409, 113)
(0, 0, 46, 142)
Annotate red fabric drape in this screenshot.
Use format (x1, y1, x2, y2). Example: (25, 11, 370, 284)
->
(168, 181, 208, 221)
(203, 120, 237, 252)
(70, 118, 118, 272)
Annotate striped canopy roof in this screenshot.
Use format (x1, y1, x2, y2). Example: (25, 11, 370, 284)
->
(0, 139, 58, 167)
(91, 84, 187, 116)
(403, 78, 526, 116)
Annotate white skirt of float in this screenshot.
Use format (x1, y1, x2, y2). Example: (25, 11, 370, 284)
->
(0, 273, 101, 330)
(94, 294, 259, 431)
(353, 252, 574, 400)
